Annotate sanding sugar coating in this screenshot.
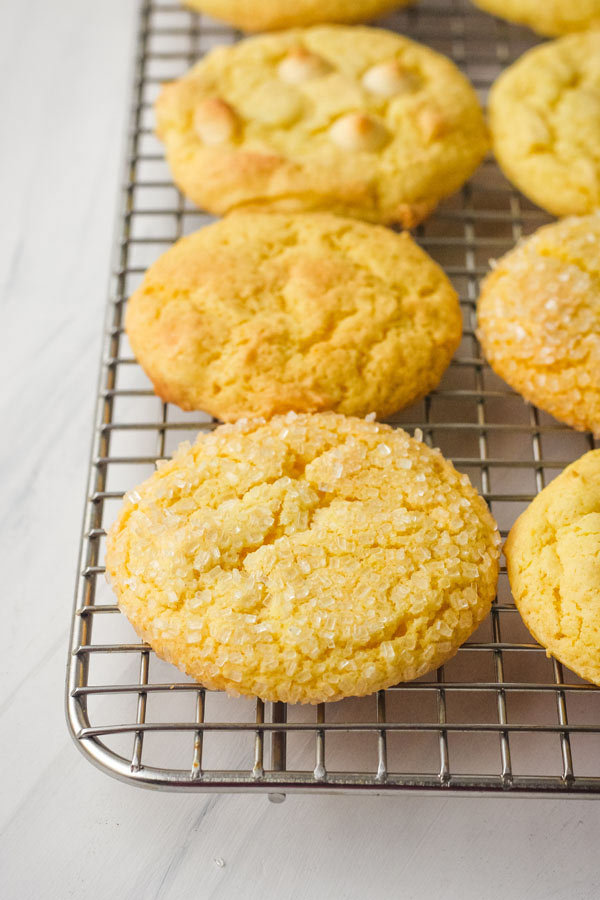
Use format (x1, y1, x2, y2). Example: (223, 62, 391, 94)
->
(477, 212, 600, 434)
(106, 413, 501, 704)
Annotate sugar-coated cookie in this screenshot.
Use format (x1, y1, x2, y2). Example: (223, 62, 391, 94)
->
(106, 413, 500, 704)
(126, 212, 463, 421)
(477, 213, 600, 434)
(156, 26, 488, 226)
(470, 0, 600, 37)
(505, 450, 600, 686)
(489, 31, 600, 216)
(184, 0, 411, 31)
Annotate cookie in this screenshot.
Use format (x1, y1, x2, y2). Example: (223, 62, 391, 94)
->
(505, 450, 600, 686)
(106, 412, 501, 704)
(125, 212, 462, 421)
(477, 213, 600, 434)
(470, 0, 600, 37)
(155, 25, 488, 226)
(489, 31, 600, 216)
(184, 0, 411, 31)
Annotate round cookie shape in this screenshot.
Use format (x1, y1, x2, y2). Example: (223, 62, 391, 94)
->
(155, 26, 489, 226)
(469, 0, 600, 37)
(184, 0, 411, 31)
(106, 412, 501, 704)
(489, 31, 600, 217)
(125, 212, 463, 421)
(505, 450, 600, 686)
(476, 213, 600, 434)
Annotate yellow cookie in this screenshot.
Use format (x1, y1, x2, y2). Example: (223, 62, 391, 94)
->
(489, 31, 600, 216)
(184, 0, 411, 31)
(470, 0, 600, 37)
(106, 412, 501, 704)
(477, 213, 600, 434)
(506, 450, 600, 686)
(126, 212, 462, 421)
(156, 25, 488, 226)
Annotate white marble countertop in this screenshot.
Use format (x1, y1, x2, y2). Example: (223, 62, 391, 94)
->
(2, 1, 600, 897)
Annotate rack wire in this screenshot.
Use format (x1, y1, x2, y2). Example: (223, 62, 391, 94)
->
(66, 0, 600, 797)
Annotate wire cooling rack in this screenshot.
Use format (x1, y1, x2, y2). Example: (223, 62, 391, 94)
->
(66, 0, 600, 797)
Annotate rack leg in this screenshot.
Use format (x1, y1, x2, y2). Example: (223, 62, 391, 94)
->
(268, 701, 287, 803)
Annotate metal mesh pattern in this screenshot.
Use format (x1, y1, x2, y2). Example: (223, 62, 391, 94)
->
(66, 0, 600, 795)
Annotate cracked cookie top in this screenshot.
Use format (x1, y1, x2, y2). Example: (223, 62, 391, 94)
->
(489, 30, 600, 216)
(155, 25, 488, 226)
(106, 412, 500, 703)
(505, 449, 600, 686)
(477, 212, 600, 434)
(125, 212, 462, 421)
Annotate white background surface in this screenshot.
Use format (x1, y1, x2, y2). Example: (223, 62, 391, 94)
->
(1, 1, 600, 897)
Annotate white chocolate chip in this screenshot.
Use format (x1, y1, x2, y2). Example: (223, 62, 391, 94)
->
(329, 113, 389, 152)
(417, 107, 446, 142)
(194, 98, 238, 145)
(278, 46, 332, 84)
(362, 60, 416, 98)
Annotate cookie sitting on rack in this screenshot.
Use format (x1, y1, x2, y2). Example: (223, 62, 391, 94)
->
(477, 213, 600, 434)
(155, 25, 488, 227)
(505, 450, 600, 686)
(183, 0, 413, 31)
(489, 30, 600, 217)
(469, 0, 600, 36)
(106, 412, 501, 704)
(125, 211, 463, 422)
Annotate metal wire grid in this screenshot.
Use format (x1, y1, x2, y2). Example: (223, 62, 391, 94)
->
(66, 0, 600, 796)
